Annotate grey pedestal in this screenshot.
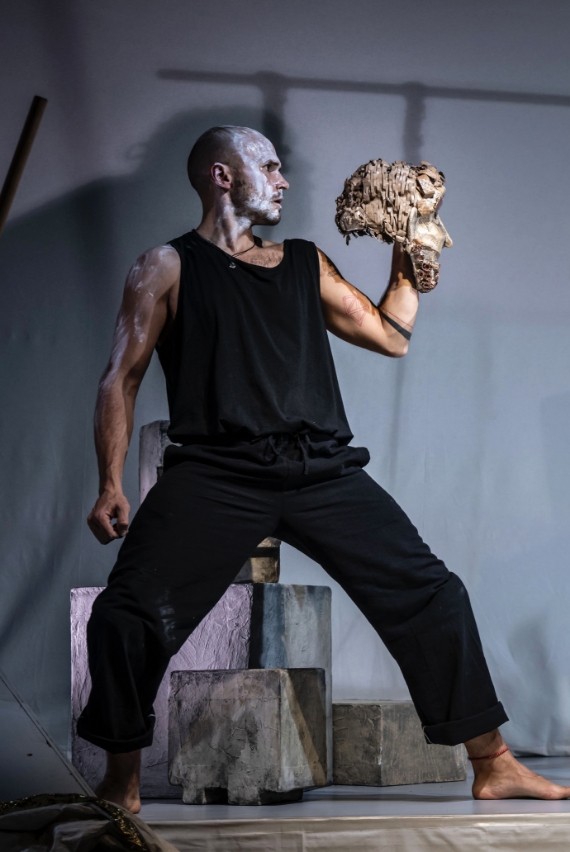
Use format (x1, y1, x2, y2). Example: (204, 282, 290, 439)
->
(250, 583, 333, 783)
(71, 583, 332, 796)
(333, 700, 468, 786)
(169, 668, 328, 805)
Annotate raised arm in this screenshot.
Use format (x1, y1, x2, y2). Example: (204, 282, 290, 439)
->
(87, 246, 180, 544)
(318, 243, 419, 357)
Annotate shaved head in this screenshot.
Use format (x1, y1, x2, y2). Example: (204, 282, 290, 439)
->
(187, 126, 266, 194)
(187, 125, 288, 226)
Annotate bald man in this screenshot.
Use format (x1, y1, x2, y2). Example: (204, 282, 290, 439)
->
(79, 126, 570, 811)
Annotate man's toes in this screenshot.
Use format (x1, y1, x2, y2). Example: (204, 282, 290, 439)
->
(553, 785, 570, 799)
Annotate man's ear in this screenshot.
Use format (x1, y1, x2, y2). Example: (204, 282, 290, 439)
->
(211, 162, 232, 189)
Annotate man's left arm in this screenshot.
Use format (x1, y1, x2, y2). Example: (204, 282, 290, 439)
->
(318, 243, 419, 357)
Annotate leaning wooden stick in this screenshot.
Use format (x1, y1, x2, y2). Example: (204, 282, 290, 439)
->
(0, 95, 48, 238)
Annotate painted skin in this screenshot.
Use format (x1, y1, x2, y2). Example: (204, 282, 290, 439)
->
(88, 127, 570, 811)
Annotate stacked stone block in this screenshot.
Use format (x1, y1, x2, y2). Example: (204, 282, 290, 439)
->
(169, 669, 328, 804)
(71, 581, 332, 797)
(333, 700, 467, 786)
(71, 583, 253, 797)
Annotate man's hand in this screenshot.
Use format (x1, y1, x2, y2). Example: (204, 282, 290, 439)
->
(88, 490, 131, 544)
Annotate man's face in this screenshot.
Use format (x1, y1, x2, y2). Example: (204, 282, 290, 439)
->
(230, 132, 289, 225)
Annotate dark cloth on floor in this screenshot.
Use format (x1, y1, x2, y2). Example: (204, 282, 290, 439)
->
(0, 794, 176, 852)
(77, 435, 507, 752)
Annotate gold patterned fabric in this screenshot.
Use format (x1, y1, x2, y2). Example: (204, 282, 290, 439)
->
(0, 793, 178, 852)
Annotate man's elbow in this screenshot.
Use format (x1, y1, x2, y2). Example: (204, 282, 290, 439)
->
(98, 368, 140, 400)
(385, 340, 409, 358)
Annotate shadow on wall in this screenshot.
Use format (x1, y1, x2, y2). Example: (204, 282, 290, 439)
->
(158, 69, 570, 165)
(0, 105, 309, 747)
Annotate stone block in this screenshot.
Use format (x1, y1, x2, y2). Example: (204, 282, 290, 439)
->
(139, 419, 172, 503)
(235, 537, 279, 583)
(333, 700, 468, 786)
(139, 420, 280, 582)
(250, 583, 333, 783)
(71, 584, 253, 797)
(169, 668, 327, 805)
(71, 583, 332, 796)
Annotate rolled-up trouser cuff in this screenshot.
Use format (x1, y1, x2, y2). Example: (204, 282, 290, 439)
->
(423, 701, 509, 746)
(76, 717, 154, 754)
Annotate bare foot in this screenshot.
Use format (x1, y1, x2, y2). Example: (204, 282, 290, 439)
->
(467, 731, 570, 800)
(95, 749, 141, 814)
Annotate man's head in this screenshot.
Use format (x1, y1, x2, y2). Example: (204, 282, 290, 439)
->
(187, 126, 288, 225)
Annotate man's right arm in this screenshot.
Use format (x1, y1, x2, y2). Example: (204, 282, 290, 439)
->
(87, 245, 180, 544)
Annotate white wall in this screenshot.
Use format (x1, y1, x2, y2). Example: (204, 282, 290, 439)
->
(1, 0, 569, 755)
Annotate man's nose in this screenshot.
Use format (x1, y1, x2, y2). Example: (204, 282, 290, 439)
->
(278, 174, 290, 190)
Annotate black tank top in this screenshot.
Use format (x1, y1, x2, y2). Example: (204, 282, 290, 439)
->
(158, 230, 353, 445)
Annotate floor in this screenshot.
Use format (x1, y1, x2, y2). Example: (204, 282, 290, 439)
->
(136, 757, 570, 822)
(140, 759, 570, 852)
(140, 756, 570, 822)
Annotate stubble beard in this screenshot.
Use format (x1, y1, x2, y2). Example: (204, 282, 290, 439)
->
(232, 180, 281, 226)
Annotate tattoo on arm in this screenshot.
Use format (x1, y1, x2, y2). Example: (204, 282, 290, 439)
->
(379, 309, 412, 341)
(343, 295, 367, 327)
(320, 251, 344, 279)
(320, 249, 378, 332)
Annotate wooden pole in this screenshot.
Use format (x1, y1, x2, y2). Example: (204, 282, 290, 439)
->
(0, 95, 48, 237)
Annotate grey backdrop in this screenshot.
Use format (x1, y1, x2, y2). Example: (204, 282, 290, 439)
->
(1, 0, 570, 757)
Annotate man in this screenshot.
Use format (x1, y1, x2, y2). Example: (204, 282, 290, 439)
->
(80, 126, 570, 812)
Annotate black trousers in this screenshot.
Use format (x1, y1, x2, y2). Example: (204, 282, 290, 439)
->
(77, 435, 507, 753)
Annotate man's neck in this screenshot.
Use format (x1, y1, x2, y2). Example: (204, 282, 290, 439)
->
(196, 205, 256, 255)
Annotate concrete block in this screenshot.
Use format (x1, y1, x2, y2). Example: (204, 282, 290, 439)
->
(71, 585, 253, 797)
(139, 419, 172, 503)
(250, 584, 333, 783)
(333, 700, 468, 786)
(235, 537, 280, 583)
(139, 420, 280, 582)
(71, 583, 332, 795)
(169, 668, 327, 805)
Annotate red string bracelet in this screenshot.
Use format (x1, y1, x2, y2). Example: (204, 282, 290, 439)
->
(468, 745, 510, 761)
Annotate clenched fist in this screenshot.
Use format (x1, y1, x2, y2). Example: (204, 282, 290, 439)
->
(88, 490, 131, 544)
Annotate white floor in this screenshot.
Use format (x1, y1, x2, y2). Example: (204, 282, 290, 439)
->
(141, 758, 570, 852)
(141, 757, 570, 820)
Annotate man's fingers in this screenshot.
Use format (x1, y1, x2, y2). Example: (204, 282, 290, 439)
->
(88, 518, 117, 545)
(115, 515, 129, 536)
(114, 500, 130, 537)
(87, 509, 119, 545)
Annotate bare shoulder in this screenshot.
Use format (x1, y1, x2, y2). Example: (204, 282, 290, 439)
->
(125, 245, 180, 296)
(316, 246, 345, 282)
